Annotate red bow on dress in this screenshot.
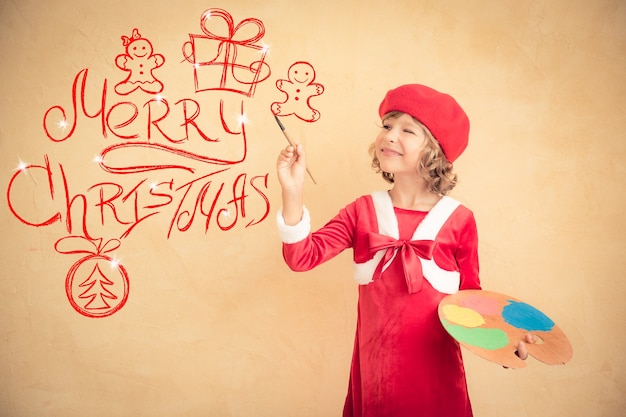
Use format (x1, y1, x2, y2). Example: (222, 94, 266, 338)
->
(368, 232, 436, 293)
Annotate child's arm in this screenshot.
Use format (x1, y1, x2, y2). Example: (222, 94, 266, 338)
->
(276, 144, 306, 225)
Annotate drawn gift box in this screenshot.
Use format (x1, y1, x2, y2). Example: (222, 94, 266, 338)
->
(183, 8, 271, 97)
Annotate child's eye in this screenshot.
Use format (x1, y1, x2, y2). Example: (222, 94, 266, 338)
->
(382, 124, 391, 130)
(404, 129, 415, 135)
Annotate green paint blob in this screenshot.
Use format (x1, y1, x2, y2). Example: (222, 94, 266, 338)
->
(442, 320, 510, 350)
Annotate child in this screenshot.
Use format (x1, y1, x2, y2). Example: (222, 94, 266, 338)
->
(276, 84, 527, 416)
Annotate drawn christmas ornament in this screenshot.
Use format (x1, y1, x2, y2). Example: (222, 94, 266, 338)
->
(55, 236, 129, 318)
(438, 290, 573, 368)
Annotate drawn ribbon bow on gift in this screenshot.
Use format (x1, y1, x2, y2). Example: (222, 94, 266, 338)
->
(368, 232, 436, 293)
(198, 8, 265, 45)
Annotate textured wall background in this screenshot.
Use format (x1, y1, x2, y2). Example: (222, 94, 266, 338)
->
(1, 0, 624, 416)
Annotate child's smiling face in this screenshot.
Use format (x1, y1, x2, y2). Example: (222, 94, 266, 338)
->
(375, 112, 428, 178)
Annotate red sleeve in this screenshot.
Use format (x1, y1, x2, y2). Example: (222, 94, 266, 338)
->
(455, 209, 481, 290)
(281, 200, 358, 272)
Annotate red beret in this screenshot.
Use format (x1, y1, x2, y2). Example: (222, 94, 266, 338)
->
(378, 84, 469, 163)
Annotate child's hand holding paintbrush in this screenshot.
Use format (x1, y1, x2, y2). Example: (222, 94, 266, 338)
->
(275, 115, 317, 226)
(274, 115, 317, 185)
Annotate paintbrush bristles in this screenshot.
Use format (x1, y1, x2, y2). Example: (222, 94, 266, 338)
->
(274, 115, 286, 131)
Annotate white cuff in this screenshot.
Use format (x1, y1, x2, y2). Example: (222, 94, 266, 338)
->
(276, 206, 311, 244)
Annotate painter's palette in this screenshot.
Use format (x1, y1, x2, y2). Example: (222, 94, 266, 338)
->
(438, 290, 573, 368)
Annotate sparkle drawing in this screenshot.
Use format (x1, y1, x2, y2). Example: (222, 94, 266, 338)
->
(114, 28, 165, 95)
(271, 61, 325, 122)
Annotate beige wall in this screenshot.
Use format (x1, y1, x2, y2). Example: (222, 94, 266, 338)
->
(1, 0, 624, 416)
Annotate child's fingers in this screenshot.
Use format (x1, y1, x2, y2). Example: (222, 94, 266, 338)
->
(278, 146, 295, 161)
(514, 334, 537, 361)
(516, 341, 529, 360)
(293, 144, 306, 162)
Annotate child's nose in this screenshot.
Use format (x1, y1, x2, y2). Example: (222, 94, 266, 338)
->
(384, 129, 398, 142)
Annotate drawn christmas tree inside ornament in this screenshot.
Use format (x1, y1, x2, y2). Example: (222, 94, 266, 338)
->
(71, 260, 127, 313)
(56, 236, 129, 318)
(438, 290, 573, 368)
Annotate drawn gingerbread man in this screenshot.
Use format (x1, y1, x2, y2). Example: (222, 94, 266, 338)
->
(271, 61, 324, 122)
(114, 28, 165, 95)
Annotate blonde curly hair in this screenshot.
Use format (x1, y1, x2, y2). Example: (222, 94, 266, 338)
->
(369, 111, 458, 195)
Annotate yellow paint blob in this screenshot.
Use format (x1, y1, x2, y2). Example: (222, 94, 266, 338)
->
(442, 304, 485, 327)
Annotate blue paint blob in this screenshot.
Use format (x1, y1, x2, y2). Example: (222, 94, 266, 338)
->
(502, 300, 554, 332)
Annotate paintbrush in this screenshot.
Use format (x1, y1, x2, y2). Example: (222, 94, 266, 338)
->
(273, 115, 317, 185)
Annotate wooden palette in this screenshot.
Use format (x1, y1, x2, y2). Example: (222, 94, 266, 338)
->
(438, 290, 573, 369)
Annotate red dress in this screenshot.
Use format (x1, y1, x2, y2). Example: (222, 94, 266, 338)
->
(280, 193, 481, 417)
